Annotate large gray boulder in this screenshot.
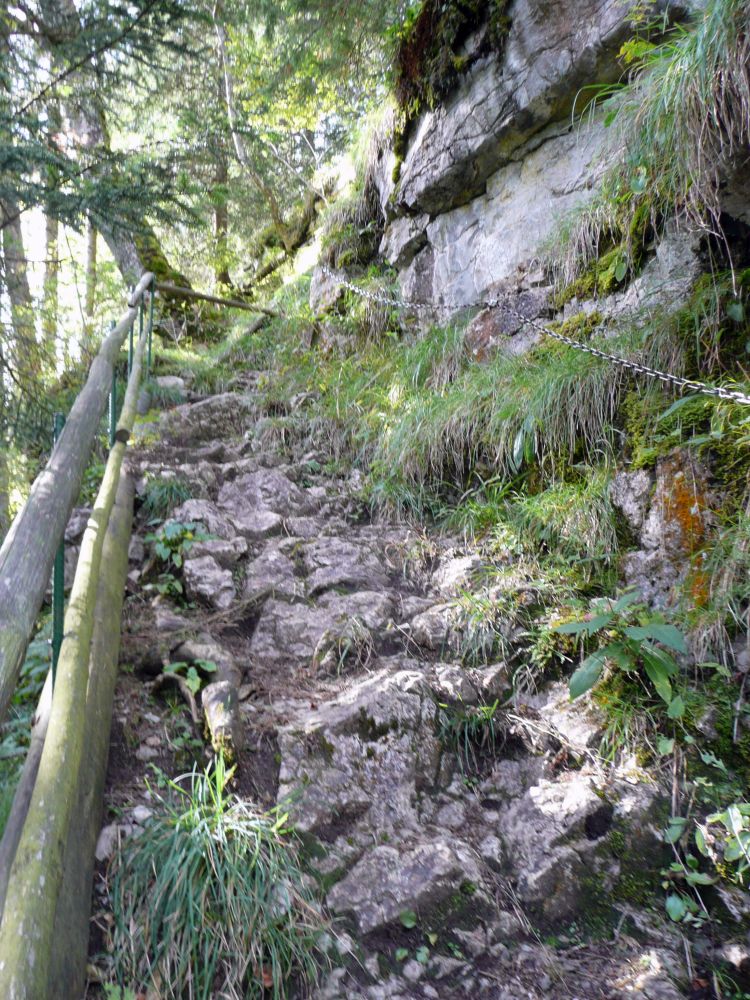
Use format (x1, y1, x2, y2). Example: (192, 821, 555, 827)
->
(183, 555, 235, 611)
(327, 838, 485, 935)
(301, 536, 391, 596)
(249, 591, 394, 670)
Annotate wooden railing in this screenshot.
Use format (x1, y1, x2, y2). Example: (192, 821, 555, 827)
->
(0, 272, 155, 998)
(0, 271, 154, 724)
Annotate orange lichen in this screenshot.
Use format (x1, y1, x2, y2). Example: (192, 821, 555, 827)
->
(660, 459, 710, 556)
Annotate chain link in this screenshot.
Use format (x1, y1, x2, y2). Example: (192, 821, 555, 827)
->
(322, 265, 750, 407)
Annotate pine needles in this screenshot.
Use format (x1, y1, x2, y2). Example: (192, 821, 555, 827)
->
(109, 760, 327, 1000)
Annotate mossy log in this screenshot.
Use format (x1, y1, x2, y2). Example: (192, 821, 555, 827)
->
(0, 329, 145, 999)
(0, 272, 152, 726)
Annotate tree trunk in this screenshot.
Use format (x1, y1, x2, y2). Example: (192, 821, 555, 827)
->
(43, 211, 59, 347)
(36, 0, 192, 292)
(84, 216, 97, 320)
(213, 11, 296, 253)
(213, 151, 231, 287)
(43, 97, 61, 348)
(0, 200, 36, 375)
(0, 443, 9, 541)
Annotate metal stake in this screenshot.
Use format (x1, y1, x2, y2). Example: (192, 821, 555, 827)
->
(51, 411, 66, 683)
(108, 320, 117, 447)
(147, 280, 155, 371)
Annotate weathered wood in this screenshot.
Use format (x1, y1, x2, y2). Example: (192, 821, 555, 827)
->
(0, 331, 146, 999)
(0, 474, 133, 939)
(155, 280, 279, 316)
(0, 272, 153, 726)
(0, 675, 52, 916)
(48, 471, 133, 999)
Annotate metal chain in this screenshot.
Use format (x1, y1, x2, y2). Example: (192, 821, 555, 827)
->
(322, 265, 750, 407)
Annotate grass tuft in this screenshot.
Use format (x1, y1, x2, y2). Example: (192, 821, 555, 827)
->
(109, 759, 327, 1000)
(551, 0, 750, 288)
(140, 475, 193, 523)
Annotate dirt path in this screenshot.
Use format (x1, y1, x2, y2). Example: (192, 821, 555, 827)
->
(85, 378, 696, 1000)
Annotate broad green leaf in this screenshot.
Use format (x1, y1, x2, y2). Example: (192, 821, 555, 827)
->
(656, 394, 703, 423)
(185, 667, 201, 695)
(194, 659, 217, 673)
(569, 650, 606, 700)
(642, 650, 672, 703)
(657, 737, 675, 756)
(641, 642, 679, 675)
(699, 750, 728, 774)
(612, 589, 641, 612)
(427, 932, 438, 945)
(665, 894, 686, 922)
(614, 259, 627, 283)
(555, 613, 613, 637)
(685, 870, 715, 886)
(724, 838, 745, 862)
(727, 301, 745, 323)
(554, 620, 592, 635)
(415, 945, 430, 964)
(665, 817, 686, 843)
(602, 641, 635, 671)
(695, 826, 708, 857)
(395, 948, 409, 962)
(399, 910, 417, 929)
(625, 624, 687, 654)
(667, 695, 685, 719)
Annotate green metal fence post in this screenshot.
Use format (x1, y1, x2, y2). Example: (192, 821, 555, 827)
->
(138, 295, 144, 374)
(147, 279, 155, 372)
(51, 412, 66, 683)
(108, 320, 117, 447)
(127, 286, 134, 376)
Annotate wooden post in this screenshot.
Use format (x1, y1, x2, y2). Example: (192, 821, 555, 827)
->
(0, 272, 153, 726)
(48, 472, 133, 997)
(0, 329, 146, 998)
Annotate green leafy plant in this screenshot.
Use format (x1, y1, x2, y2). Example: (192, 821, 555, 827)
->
(554, 590, 687, 717)
(109, 757, 327, 1000)
(164, 658, 217, 696)
(144, 520, 208, 599)
(698, 802, 750, 887)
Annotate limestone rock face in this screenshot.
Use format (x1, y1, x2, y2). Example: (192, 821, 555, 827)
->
(183, 555, 235, 610)
(327, 838, 484, 934)
(396, 0, 641, 217)
(398, 120, 606, 313)
(249, 591, 394, 670)
(381, 0, 692, 317)
(620, 450, 716, 607)
(310, 265, 345, 315)
(379, 214, 430, 270)
(301, 536, 391, 596)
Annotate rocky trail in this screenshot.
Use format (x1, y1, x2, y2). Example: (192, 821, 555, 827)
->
(85, 374, 694, 1000)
